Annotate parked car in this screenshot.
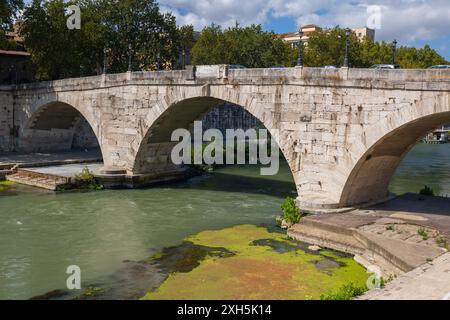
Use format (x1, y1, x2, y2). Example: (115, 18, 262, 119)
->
(229, 64, 247, 69)
(428, 65, 450, 69)
(369, 64, 400, 69)
(322, 65, 337, 69)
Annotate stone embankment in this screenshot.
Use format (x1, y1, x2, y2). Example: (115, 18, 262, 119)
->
(288, 193, 450, 299)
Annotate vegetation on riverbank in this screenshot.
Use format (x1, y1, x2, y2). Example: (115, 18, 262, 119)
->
(142, 225, 369, 300)
(74, 167, 104, 191)
(320, 283, 368, 300)
(0, 180, 14, 192)
(419, 185, 435, 196)
(281, 197, 305, 226)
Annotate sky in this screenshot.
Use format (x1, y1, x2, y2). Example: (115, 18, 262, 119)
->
(159, 0, 450, 61)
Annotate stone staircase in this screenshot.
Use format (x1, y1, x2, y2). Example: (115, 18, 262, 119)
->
(0, 164, 18, 180)
(288, 214, 448, 277)
(6, 168, 73, 191)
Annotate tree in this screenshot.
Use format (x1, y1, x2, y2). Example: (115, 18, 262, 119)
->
(0, 0, 24, 50)
(21, 0, 181, 80)
(191, 24, 294, 68)
(21, 0, 97, 80)
(304, 27, 361, 67)
(101, 0, 180, 73)
(0, 0, 23, 29)
(303, 27, 448, 68)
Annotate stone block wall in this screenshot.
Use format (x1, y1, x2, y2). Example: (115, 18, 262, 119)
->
(0, 89, 13, 153)
(202, 102, 262, 133)
(72, 117, 100, 150)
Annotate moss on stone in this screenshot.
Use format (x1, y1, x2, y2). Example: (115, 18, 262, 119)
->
(141, 225, 369, 300)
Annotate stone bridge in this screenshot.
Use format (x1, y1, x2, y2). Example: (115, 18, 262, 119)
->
(1, 65, 449, 212)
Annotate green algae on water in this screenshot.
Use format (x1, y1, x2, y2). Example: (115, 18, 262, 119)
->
(142, 224, 369, 300)
(0, 181, 14, 192)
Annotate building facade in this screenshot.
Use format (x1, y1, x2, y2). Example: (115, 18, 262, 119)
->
(278, 25, 375, 47)
(0, 28, 33, 85)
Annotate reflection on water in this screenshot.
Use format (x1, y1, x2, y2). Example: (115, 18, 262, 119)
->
(390, 143, 450, 197)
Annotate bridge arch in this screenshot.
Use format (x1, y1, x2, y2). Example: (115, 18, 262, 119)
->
(340, 93, 450, 207)
(131, 87, 298, 189)
(19, 100, 103, 158)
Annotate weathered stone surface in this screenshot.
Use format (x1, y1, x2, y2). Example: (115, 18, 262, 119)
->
(0, 67, 449, 210)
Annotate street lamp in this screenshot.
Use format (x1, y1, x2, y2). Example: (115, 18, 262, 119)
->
(181, 47, 186, 69)
(392, 39, 398, 65)
(156, 52, 161, 70)
(296, 29, 304, 67)
(128, 43, 133, 72)
(9, 65, 17, 85)
(343, 28, 351, 68)
(103, 47, 108, 74)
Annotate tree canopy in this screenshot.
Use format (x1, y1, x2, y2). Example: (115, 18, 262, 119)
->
(21, 0, 183, 80)
(3, 0, 448, 81)
(0, 0, 23, 29)
(304, 27, 448, 68)
(0, 0, 23, 49)
(191, 24, 295, 68)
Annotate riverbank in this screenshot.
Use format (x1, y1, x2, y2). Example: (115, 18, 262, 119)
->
(357, 252, 450, 300)
(288, 193, 450, 281)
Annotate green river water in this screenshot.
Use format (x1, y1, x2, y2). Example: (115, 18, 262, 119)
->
(0, 143, 449, 299)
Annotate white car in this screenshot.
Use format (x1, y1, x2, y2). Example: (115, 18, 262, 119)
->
(369, 64, 400, 69)
(428, 65, 450, 69)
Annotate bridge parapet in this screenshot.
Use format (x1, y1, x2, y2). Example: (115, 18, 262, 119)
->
(8, 66, 450, 94)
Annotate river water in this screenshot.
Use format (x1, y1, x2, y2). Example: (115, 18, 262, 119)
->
(0, 143, 449, 299)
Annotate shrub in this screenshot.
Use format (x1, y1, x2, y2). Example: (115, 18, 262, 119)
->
(436, 236, 449, 250)
(281, 197, 303, 225)
(75, 167, 104, 190)
(419, 185, 434, 196)
(320, 283, 367, 300)
(418, 227, 429, 240)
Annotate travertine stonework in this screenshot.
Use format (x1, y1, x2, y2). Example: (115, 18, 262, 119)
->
(1, 66, 449, 211)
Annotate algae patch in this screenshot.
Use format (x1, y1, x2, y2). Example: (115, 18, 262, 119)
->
(0, 181, 14, 192)
(142, 224, 369, 300)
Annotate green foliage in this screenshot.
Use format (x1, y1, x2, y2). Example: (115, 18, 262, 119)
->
(21, 0, 183, 80)
(320, 283, 367, 300)
(0, 0, 23, 29)
(304, 27, 362, 67)
(191, 24, 295, 68)
(419, 185, 435, 196)
(436, 236, 449, 250)
(303, 27, 448, 68)
(281, 197, 303, 225)
(75, 166, 103, 190)
(418, 227, 429, 240)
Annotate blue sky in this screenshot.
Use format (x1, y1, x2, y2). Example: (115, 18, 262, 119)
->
(159, 0, 450, 61)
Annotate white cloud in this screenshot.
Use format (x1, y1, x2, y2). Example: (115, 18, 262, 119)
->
(159, 0, 450, 44)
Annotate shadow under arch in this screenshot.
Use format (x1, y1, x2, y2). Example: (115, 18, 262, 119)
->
(132, 96, 297, 196)
(340, 111, 450, 207)
(19, 100, 104, 159)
